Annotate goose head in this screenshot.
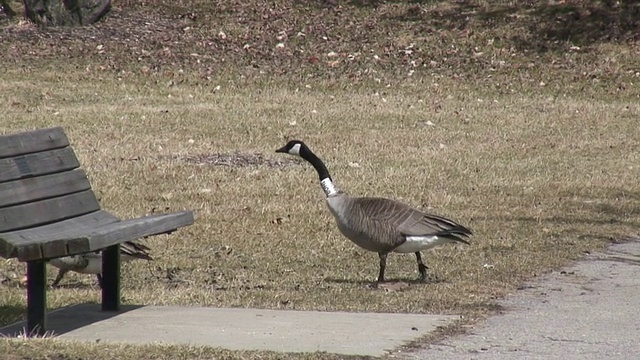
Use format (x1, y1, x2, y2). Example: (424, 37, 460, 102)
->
(276, 140, 337, 195)
(275, 140, 309, 157)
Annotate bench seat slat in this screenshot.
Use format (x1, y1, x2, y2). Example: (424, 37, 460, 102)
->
(4, 211, 194, 261)
(0, 190, 101, 233)
(0, 147, 81, 184)
(0, 169, 91, 208)
(81, 211, 194, 252)
(0, 127, 69, 159)
(0, 210, 121, 258)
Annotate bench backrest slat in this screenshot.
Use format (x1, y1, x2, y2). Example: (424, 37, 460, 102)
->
(0, 147, 80, 184)
(0, 169, 91, 208)
(0, 127, 102, 233)
(0, 190, 101, 232)
(0, 126, 69, 158)
(0, 210, 120, 259)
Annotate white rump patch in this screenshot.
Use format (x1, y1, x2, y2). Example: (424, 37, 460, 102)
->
(393, 236, 454, 253)
(289, 143, 302, 155)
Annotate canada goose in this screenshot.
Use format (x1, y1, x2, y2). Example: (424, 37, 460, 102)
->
(276, 140, 472, 283)
(49, 241, 153, 288)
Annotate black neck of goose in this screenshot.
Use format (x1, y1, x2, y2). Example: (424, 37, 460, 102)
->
(304, 152, 331, 181)
(301, 149, 339, 197)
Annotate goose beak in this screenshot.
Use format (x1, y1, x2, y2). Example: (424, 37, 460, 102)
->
(275, 146, 288, 153)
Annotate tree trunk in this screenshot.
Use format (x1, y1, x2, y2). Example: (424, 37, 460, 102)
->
(23, 0, 111, 26)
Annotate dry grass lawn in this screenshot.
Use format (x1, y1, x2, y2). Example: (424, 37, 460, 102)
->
(1, 0, 640, 358)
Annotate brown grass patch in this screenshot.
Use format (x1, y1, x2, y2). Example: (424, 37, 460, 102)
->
(0, 338, 363, 360)
(169, 152, 301, 168)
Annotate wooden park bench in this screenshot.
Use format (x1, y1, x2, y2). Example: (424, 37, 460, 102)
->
(0, 127, 194, 335)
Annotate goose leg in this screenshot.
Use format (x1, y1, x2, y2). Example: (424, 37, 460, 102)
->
(377, 252, 388, 283)
(415, 251, 429, 282)
(52, 269, 69, 288)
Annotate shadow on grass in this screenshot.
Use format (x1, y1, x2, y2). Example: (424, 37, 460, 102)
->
(592, 235, 640, 266)
(324, 277, 373, 285)
(471, 184, 640, 245)
(378, 0, 640, 51)
(346, 0, 440, 8)
(476, 183, 640, 231)
(0, 303, 144, 337)
(491, 216, 639, 228)
(0, 304, 26, 330)
(477, 215, 639, 245)
(324, 276, 446, 285)
(593, 255, 640, 266)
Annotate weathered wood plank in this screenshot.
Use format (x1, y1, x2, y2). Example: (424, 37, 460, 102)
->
(0, 190, 100, 233)
(84, 211, 195, 253)
(16, 210, 194, 261)
(0, 147, 80, 184)
(0, 210, 119, 258)
(41, 240, 70, 261)
(0, 169, 91, 208)
(20, 243, 43, 261)
(0, 127, 68, 159)
(40, 230, 96, 260)
(0, 211, 119, 243)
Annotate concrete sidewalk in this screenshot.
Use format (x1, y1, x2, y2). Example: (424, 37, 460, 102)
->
(402, 238, 640, 360)
(1, 304, 457, 357)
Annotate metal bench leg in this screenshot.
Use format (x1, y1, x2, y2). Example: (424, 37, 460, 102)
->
(26, 261, 46, 336)
(102, 244, 120, 311)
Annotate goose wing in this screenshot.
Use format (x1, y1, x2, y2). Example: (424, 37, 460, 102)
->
(50, 255, 90, 271)
(120, 241, 154, 260)
(355, 197, 472, 244)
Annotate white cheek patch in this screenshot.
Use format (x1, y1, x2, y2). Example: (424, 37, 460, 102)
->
(289, 143, 301, 155)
